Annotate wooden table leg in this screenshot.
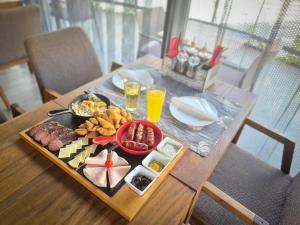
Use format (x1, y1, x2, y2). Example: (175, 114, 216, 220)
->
(0, 85, 10, 110)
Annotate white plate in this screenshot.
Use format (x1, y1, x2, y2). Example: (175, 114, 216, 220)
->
(111, 70, 154, 91)
(169, 97, 218, 127)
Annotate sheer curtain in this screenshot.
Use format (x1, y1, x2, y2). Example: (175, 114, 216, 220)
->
(184, 0, 300, 176)
(24, 0, 167, 72)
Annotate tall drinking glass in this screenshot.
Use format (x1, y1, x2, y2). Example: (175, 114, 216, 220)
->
(124, 80, 141, 111)
(146, 86, 166, 123)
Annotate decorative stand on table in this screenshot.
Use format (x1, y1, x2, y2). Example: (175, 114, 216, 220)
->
(161, 57, 219, 92)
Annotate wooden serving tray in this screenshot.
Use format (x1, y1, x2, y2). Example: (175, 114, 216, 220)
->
(19, 118, 188, 221)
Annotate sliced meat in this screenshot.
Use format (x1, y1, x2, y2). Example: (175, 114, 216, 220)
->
(83, 166, 107, 187)
(108, 165, 131, 188)
(33, 128, 49, 142)
(28, 121, 59, 137)
(41, 126, 69, 146)
(48, 138, 64, 151)
(111, 151, 129, 166)
(85, 149, 108, 166)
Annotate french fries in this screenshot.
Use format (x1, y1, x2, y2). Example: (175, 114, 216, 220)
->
(75, 106, 133, 137)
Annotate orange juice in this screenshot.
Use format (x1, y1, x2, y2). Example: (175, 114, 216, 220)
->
(146, 87, 165, 122)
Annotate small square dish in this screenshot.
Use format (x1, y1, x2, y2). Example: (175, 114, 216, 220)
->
(157, 137, 183, 159)
(124, 165, 157, 196)
(142, 151, 171, 175)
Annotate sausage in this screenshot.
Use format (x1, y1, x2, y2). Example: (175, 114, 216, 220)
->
(123, 140, 136, 149)
(146, 127, 155, 147)
(127, 122, 137, 141)
(135, 123, 144, 143)
(123, 140, 148, 151)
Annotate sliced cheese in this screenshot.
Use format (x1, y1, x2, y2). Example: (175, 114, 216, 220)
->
(68, 156, 81, 168)
(79, 137, 89, 146)
(69, 143, 77, 154)
(87, 144, 97, 155)
(58, 147, 72, 158)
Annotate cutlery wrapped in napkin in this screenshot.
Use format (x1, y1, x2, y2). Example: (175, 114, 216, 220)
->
(171, 97, 218, 121)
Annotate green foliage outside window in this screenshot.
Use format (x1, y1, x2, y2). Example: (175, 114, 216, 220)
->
(277, 34, 300, 68)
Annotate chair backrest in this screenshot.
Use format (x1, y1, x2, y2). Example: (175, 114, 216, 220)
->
(25, 27, 102, 95)
(0, 109, 7, 124)
(0, 5, 41, 65)
(239, 54, 263, 91)
(280, 171, 300, 225)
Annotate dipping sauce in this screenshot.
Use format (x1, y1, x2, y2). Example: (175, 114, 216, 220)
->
(131, 175, 152, 191)
(149, 160, 164, 173)
(160, 143, 179, 157)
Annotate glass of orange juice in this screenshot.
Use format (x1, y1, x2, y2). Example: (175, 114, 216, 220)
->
(146, 86, 166, 122)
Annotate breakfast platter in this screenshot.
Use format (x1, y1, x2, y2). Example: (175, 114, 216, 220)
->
(19, 93, 188, 220)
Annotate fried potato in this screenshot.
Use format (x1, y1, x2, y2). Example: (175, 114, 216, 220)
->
(85, 131, 98, 138)
(75, 128, 88, 136)
(79, 123, 86, 129)
(89, 117, 98, 125)
(97, 117, 114, 129)
(97, 127, 116, 136)
(85, 120, 94, 129)
(120, 107, 127, 117)
(120, 116, 127, 124)
(126, 112, 133, 121)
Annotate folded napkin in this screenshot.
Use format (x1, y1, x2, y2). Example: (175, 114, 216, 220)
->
(119, 69, 154, 88)
(171, 96, 218, 121)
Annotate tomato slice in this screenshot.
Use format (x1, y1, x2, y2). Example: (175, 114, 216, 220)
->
(105, 159, 113, 168)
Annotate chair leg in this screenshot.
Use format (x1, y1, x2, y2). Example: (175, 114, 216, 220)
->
(0, 85, 10, 110)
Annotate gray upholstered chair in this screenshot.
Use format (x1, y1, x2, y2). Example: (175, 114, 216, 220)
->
(0, 1, 22, 9)
(191, 118, 298, 225)
(24, 27, 102, 102)
(0, 109, 7, 124)
(0, 104, 25, 124)
(0, 4, 41, 108)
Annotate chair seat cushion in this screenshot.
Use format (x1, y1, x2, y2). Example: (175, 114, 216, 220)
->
(193, 144, 292, 225)
(280, 172, 300, 225)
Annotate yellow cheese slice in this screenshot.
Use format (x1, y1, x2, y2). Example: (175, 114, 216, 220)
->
(69, 143, 77, 154)
(79, 137, 89, 146)
(68, 156, 81, 168)
(82, 150, 91, 162)
(88, 144, 97, 154)
(58, 146, 72, 158)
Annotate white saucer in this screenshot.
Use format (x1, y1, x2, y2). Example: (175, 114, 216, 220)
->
(112, 70, 154, 91)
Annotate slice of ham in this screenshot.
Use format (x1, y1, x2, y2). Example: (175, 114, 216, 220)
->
(111, 151, 129, 166)
(85, 149, 108, 166)
(83, 166, 107, 187)
(108, 165, 131, 188)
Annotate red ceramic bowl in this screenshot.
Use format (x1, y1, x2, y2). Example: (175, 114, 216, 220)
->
(93, 120, 163, 155)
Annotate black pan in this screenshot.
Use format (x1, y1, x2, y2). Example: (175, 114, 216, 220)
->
(47, 93, 110, 118)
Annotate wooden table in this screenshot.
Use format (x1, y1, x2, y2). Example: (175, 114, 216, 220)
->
(53, 55, 256, 221)
(0, 101, 194, 225)
(0, 55, 255, 224)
